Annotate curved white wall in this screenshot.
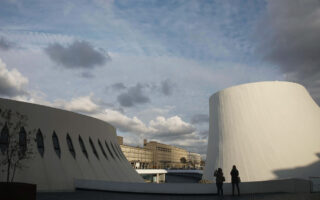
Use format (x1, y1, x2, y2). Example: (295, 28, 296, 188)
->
(0, 98, 144, 191)
(203, 81, 320, 182)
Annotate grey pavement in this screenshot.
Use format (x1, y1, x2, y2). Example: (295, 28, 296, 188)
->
(37, 190, 320, 200)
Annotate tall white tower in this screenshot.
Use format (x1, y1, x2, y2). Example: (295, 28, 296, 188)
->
(203, 81, 320, 182)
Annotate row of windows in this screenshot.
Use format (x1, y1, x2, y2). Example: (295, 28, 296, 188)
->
(156, 146, 172, 152)
(0, 123, 126, 162)
(0, 123, 27, 156)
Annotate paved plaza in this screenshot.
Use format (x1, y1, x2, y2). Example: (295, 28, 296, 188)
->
(38, 190, 320, 200)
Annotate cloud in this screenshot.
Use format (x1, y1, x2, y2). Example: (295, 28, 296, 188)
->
(44, 40, 110, 69)
(191, 114, 209, 124)
(117, 83, 150, 107)
(93, 109, 150, 134)
(149, 116, 195, 135)
(198, 130, 209, 139)
(56, 95, 99, 114)
(81, 71, 94, 78)
(160, 79, 174, 96)
(111, 79, 174, 107)
(0, 37, 15, 50)
(111, 82, 127, 90)
(137, 106, 173, 122)
(256, 0, 320, 104)
(19, 94, 100, 114)
(0, 58, 28, 97)
(93, 109, 197, 142)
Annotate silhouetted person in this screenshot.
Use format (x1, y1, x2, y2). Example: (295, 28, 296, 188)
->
(214, 168, 225, 196)
(230, 165, 240, 196)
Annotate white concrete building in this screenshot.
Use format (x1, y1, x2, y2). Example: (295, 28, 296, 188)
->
(0, 98, 143, 191)
(203, 81, 320, 182)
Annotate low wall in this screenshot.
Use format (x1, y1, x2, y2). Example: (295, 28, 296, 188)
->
(74, 178, 311, 195)
(0, 182, 37, 200)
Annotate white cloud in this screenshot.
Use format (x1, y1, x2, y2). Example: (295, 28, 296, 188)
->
(91, 106, 197, 141)
(137, 106, 173, 122)
(149, 116, 195, 136)
(55, 95, 99, 113)
(93, 109, 150, 134)
(0, 58, 28, 97)
(15, 93, 100, 114)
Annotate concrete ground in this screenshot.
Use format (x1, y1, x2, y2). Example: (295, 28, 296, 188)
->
(38, 190, 320, 200)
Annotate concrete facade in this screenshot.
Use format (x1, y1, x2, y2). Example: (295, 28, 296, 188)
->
(120, 144, 153, 169)
(203, 81, 320, 182)
(144, 140, 189, 169)
(118, 137, 202, 169)
(0, 98, 143, 191)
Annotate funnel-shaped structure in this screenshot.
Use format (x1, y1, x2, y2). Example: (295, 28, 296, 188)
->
(203, 81, 320, 182)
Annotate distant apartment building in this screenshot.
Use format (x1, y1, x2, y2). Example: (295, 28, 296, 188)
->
(118, 136, 202, 169)
(143, 140, 189, 169)
(118, 136, 153, 169)
(117, 136, 123, 146)
(121, 145, 153, 169)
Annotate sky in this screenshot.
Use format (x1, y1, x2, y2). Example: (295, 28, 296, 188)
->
(0, 0, 319, 158)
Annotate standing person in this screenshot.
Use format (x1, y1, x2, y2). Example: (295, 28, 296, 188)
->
(230, 165, 240, 196)
(214, 168, 225, 196)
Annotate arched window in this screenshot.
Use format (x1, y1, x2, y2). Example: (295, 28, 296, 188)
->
(79, 136, 88, 159)
(19, 127, 27, 155)
(36, 129, 44, 157)
(105, 141, 115, 159)
(52, 131, 61, 158)
(0, 123, 9, 154)
(66, 134, 75, 158)
(98, 139, 108, 160)
(89, 137, 99, 159)
(110, 142, 120, 159)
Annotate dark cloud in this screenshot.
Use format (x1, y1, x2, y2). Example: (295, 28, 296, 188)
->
(111, 82, 127, 90)
(44, 40, 110, 69)
(0, 81, 27, 97)
(160, 79, 174, 96)
(191, 114, 209, 124)
(0, 37, 14, 50)
(256, 0, 320, 104)
(80, 71, 94, 79)
(117, 83, 150, 107)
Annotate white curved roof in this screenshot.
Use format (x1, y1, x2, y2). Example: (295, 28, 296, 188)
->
(0, 98, 144, 191)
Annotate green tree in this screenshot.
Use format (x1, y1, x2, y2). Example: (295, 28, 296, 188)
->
(180, 157, 187, 164)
